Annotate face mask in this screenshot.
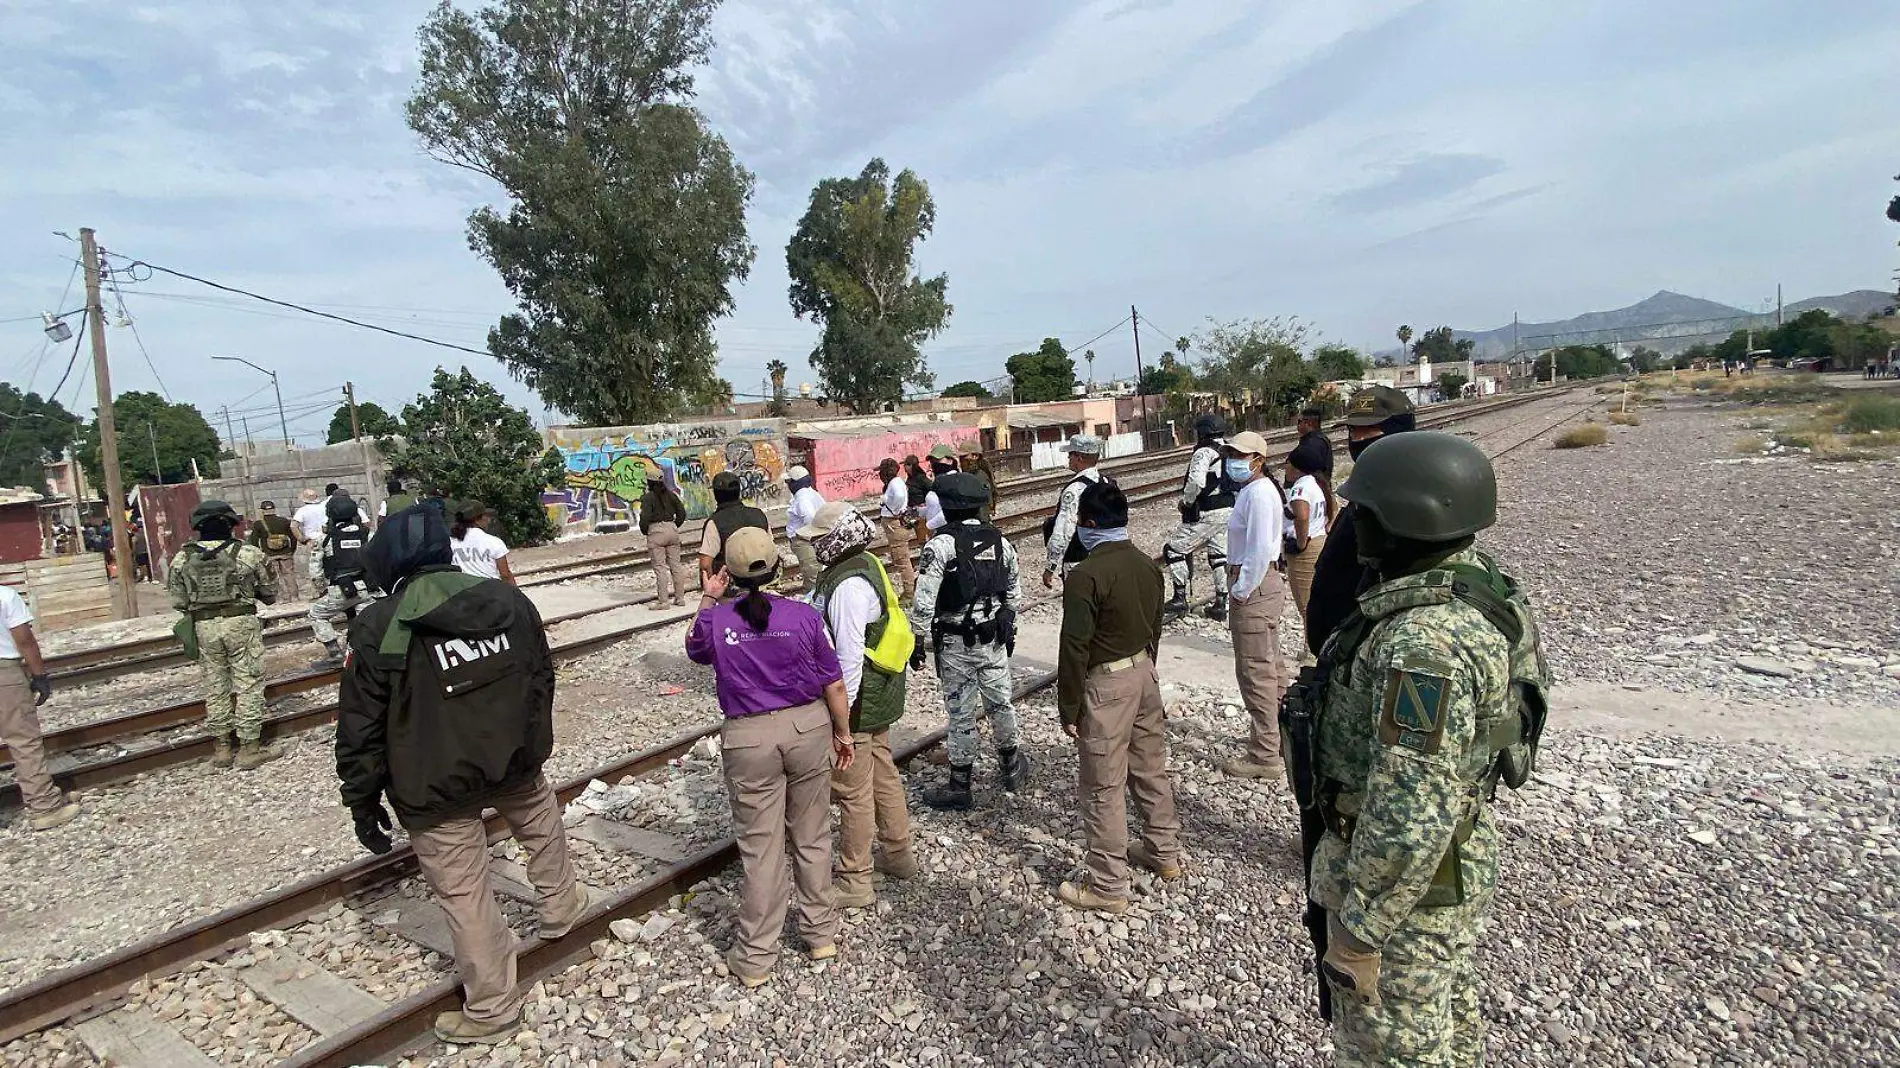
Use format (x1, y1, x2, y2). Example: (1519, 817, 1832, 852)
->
(1347, 435, 1379, 461)
(1077, 527, 1129, 551)
(1352, 508, 1394, 566)
(1223, 459, 1255, 482)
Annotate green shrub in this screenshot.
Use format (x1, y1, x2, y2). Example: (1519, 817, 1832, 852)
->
(1840, 396, 1900, 434)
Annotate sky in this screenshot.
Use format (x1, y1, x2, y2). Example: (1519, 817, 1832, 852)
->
(3, 0, 1897, 443)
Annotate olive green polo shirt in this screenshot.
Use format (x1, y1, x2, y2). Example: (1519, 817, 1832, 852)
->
(1057, 540, 1165, 725)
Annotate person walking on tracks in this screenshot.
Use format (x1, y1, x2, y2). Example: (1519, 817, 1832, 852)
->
(1055, 480, 1181, 914)
(450, 501, 515, 585)
(168, 500, 282, 771)
(697, 470, 768, 585)
(799, 503, 917, 906)
(246, 500, 303, 601)
(335, 504, 588, 1047)
(1304, 386, 1415, 658)
(877, 458, 917, 599)
(783, 465, 828, 594)
(687, 527, 856, 987)
(1220, 430, 1291, 780)
(911, 473, 1028, 811)
(309, 494, 380, 666)
(1281, 431, 1549, 1067)
(1163, 413, 1239, 619)
(638, 476, 690, 609)
(1, 583, 80, 829)
(1043, 434, 1110, 588)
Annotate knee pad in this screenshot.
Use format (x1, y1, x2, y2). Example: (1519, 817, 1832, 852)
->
(1161, 545, 1188, 565)
(1208, 552, 1228, 571)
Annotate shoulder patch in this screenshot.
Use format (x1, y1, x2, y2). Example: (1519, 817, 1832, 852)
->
(1379, 668, 1451, 754)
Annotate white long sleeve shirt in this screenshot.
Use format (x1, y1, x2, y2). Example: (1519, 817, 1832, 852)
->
(880, 476, 909, 519)
(1226, 475, 1286, 599)
(922, 491, 945, 531)
(786, 486, 826, 539)
(1044, 466, 1106, 572)
(818, 574, 882, 706)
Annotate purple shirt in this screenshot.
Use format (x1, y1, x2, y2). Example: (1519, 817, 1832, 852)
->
(686, 595, 843, 717)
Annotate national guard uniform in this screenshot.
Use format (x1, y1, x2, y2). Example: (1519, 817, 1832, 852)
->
(309, 494, 381, 665)
(1280, 432, 1549, 1067)
(167, 500, 282, 770)
(246, 500, 303, 601)
(912, 473, 1027, 810)
(1041, 434, 1109, 587)
(1162, 414, 1236, 618)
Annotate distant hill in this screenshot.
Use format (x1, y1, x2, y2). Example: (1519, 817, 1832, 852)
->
(1392, 288, 1898, 361)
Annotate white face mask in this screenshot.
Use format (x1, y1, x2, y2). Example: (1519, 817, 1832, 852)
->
(1223, 458, 1255, 482)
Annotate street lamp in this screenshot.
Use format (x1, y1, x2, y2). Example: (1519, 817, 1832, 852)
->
(211, 356, 291, 450)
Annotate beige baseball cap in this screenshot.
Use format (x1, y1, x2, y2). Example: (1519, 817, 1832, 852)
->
(1225, 431, 1272, 456)
(723, 527, 778, 580)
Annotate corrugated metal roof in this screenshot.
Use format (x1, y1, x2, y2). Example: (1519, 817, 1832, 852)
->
(0, 487, 46, 506)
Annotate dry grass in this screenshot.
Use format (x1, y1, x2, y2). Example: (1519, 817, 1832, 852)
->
(1841, 395, 1900, 434)
(1806, 433, 1882, 463)
(1733, 434, 1769, 454)
(1608, 411, 1641, 426)
(1554, 424, 1609, 449)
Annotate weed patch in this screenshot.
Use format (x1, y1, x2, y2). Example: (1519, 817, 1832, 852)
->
(1608, 411, 1640, 426)
(1841, 396, 1900, 434)
(1555, 424, 1608, 449)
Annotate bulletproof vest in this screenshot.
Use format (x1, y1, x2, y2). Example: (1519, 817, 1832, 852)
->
(709, 502, 768, 568)
(176, 540, 248, 608)
(323, 520, 370, 584)
(937, 523, 1009, 620)
(1043, 473, 1116, 564)
(1192, 445, 1236, 511)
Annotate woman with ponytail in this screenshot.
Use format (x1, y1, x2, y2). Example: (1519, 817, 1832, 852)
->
(685, 527, 856, 989)
(1281, 436, 1335, 620)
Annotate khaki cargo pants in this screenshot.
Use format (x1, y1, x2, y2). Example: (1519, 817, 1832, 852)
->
(878, 518, 916, 597)
(196, 614, 266, 742)
(0, 660, 61, 814)
(644, 522, 690, 605)
(722, 700, 837, 977)
(1077, 654, 1182, 898)
(1230, 572, 1289, 765)
(831, 728, 913, 898)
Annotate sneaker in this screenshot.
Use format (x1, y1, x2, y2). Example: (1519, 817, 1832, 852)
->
(1222, 757, 1285, 781)
(725, 948, 770, 989)
(234, 740, 284, 771)
(536, 883, 593, 939)
(1128, 842, 1184, 882)
(433, 1009, 520, 1045)
(27, 800, 81, 832)
(874, 851, 918, 880)
(1057, 879, 1129, 915)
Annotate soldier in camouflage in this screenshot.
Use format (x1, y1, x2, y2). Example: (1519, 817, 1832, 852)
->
(167, 500, 282, 770)
(911, 473, 1029, 810)
(1300, 432, 1548, 1067)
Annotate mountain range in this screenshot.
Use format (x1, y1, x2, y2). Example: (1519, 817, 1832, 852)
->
(1420, 289, 1898, 360)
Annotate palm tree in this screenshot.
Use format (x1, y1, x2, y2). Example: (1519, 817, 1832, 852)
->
(765, 359, 789, 415)
(1396, 325, 1413, 361)
(1084, 349, 1096, 392)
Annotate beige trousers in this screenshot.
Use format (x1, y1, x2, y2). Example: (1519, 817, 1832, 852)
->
(265, 554, 302, 601)
(0, 661, 61, 813)
(1231, 571, 1289, 764)
(408, 776, 580, 1026)
(831, 728, 913, 896)
(645, 522, 689, 604)
(879, 518, 916, 596)
(723, 700, 837, 975)
(1286, 534, 1326, 621)
(790, 538, 823, 595)
(1077, 658, 1182, 898)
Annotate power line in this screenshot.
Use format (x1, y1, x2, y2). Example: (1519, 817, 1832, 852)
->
(102, 252, 493, 359)
(103, 280, 173, 402)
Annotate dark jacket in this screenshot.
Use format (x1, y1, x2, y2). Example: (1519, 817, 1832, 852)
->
(706, 501, 769, 570)
(639, 483, 686, 535)
(1057, 541, 1165, 727)
(1303, 501, 1374, 657)
(336, 566, 556, 829)
(905, 467, 932, 507)
(247, 514, 298, 557)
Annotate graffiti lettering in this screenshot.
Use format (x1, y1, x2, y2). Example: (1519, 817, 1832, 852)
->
(543, 419, 788, 533)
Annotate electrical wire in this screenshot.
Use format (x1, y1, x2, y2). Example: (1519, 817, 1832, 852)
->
(1062, 316, 1132, 358)
(103, 277, 173, 401)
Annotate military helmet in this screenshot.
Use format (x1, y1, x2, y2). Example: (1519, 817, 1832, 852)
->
(1338, 431, 1496, 541)
(325, 493, 361, 523)
(1193, 413, 1231, 440)
(933, 472, 990, 510)
(188, 499, 239, 530)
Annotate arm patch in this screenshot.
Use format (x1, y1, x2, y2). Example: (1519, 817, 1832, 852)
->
(1379, 668, 1451, 754)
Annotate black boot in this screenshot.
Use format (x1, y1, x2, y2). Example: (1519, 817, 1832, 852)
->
(924, 764, 974, 811)
(1165, 586, 1189, 613)
(311, 640, 344, 668)
(999, 747, 1031, 792)
(1203, 593, 1228, 622)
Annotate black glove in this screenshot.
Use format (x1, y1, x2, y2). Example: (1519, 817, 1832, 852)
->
(351, 801, 394, 855)
(909, 646, 928, 672)
(1180, 504, 1201, 524)
(28, 674, 51, 707)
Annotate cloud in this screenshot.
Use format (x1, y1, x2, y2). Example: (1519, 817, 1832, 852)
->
(1330, 153, 1508, 213)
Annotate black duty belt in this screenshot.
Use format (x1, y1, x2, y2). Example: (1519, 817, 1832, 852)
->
(190, 603, 257, 621)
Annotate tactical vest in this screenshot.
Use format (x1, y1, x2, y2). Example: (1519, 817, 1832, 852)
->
(323, 520, 370, 586)
(176, 540, 252, 611)
(708, 502, 768, 568)
(813, 551, 914, 733)
(1191, 445, 1237, 512)
(936, 522, 1015, 646)
(1043, 472, 1116, 564)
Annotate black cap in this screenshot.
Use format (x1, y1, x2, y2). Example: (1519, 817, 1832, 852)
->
(934, 472, 991, 510)
(363, 505, 452, 592)
(711, 471, 743, 495)
(1078, 480, 1129, 528)
(1343, 385, 1416, 427)
(1287, 435, 1333, 476)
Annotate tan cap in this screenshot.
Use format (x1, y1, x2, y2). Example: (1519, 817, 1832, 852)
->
(1225, 431, 1272, 456)
(722, 527, 778, 581)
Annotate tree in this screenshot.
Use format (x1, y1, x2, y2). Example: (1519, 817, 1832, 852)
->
(76, 392, 222, 489)
(1084, 349, 1097, 391)
(1411, 326, 1471, 364)
(787, 158, 951, 412)
(1396, 325, 1413, 360)
(0, 387, 81, 492)
(1435, 371, 1470, 401)
(766, 359, 789, 416)
(325, 400, 400, 445)
(407, 0, 756, 426)
(1006, 338, 1078, 403)
(1137, 363, 1189, 396)
(1544, 344, 1621, 380)
(383, 367, 566, 545)
(1193, 316, 1315, 417)
(1311, 343, 1367, 382)
(941, 381, 993, 400)
(1627, 346, 1663, 374)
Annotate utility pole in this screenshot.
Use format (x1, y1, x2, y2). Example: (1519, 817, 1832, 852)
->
(1511, 313, 1521, 383)
(1776, 283, 1783, 327)
(147, 423, 162, 485)
(1130, 306, 1151, 448)
(81, 228, 138, 618)
(220, 405, 254, 518)
(344, 382, 380, 522)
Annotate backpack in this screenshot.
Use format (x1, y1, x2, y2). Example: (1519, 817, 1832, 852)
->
(1043, 473, 1117, 564)
(177, 540, 245, 608)
(1442, 555, 1551, 792)
(323, 521, 370, 585)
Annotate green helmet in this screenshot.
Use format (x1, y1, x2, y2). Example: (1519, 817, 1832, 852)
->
(188, 499, 240, 531)
(1338, 431, 1496, 541)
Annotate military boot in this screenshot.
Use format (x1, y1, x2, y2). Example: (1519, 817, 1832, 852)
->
(999, 746, 1031, 792)
(923, 764, 974, 811)
(1203, 593, 1228, 623)
(234, 739, 284, 771)
(1164, 586, 1189, 614)
(209, 734, 236, 768)
(312, 640, 344, 669)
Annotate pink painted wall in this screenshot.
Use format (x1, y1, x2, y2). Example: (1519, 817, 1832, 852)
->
(796, 427, 982, 501)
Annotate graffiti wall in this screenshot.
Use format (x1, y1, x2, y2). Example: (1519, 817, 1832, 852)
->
(542, 419, 787, 532)
(794, 427, 982, 501)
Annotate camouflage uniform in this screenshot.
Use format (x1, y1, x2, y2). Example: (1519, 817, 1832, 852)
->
(167, 540, 277, 742)
(1308, 546, 1541, 1067)
(913, 520, 1022, 767)
(308, 530, 378, 646)
(1162, 443, 1231, 600)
